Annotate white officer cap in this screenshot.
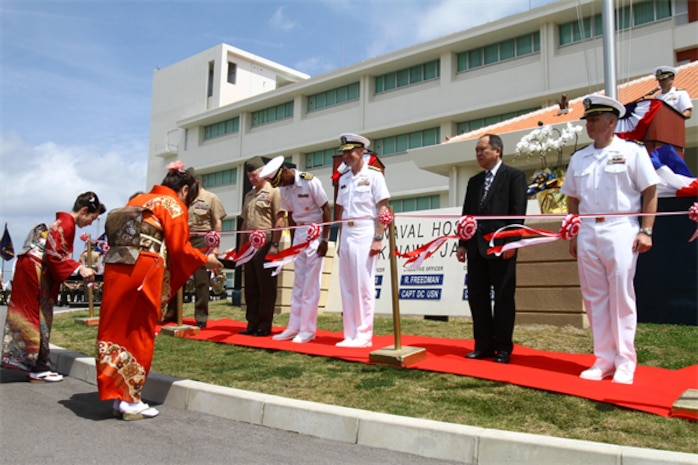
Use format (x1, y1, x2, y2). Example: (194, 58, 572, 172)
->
(339, 133, 370, 151)
(259, 156, 285, 187)
(581, 95, 626, 119)
(653, 65, 677, 80)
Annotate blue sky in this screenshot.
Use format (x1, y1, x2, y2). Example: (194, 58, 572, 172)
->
(0, 0, 556, 274)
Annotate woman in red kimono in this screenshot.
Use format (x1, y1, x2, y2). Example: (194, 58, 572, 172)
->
(2, 192, 105, 382)
(96, 161, 222, 421)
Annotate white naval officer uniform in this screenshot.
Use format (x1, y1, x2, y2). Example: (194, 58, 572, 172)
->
(561, 136, 659, 375)
(656, 87, 693, 115)
(279, 170, 329, 340)
(336, 161, 390, 344)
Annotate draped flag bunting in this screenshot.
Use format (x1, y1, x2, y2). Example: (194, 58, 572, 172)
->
(93, 233, 110, 255)
(649, 144, 698, 198)
(395, 216, 477, 269)
(0, 223, 14, 261)
(615, 99, 664, 141)
(264, 224, 322, 276)
(485, 214, 581, 256)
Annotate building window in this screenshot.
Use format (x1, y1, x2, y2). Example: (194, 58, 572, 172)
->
(375, 60, 440, 94)
(307, 83, 359, 112)
(207, 61, 214, 98)
(203, 117, 240, 140)
(305, 148, 337, 169)
(457, 32, 541, 72)
(222, 219, 236, 232)
(456, 107, 539, 135)
(374, 128, 440, 157)
(558, 0, 672, 46)
(201, 168, 237, 188)
(227, 62, 237, 84)
(390, 195, 440, 213)
(251, 101, 294, 127)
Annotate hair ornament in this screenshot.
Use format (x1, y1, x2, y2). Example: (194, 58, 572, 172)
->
(167, 160, 186, 173)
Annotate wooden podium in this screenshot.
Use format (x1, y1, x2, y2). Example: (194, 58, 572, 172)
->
(620, 98, 687, 153)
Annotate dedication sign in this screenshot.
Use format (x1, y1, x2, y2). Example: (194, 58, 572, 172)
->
(326, 207, 472, 318)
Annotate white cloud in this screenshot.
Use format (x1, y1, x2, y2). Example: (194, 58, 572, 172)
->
(269, 6, 300, 32)
(0, 132, 147, 270)
(294, 56, 336, 75)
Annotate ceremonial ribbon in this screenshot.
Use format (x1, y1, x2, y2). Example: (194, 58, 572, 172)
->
(395, 216, 477, 269)
(485, 214, 581, 256)
(264, 224, 322, 276)
(689, 202, 698, 242)
(204, 231, 220, 254)
(219, 230, 267, 267)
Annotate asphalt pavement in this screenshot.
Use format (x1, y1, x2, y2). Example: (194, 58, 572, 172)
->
(0, 304, 459, 465)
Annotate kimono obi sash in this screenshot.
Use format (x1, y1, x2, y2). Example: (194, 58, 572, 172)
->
(104, 206, 166, 265)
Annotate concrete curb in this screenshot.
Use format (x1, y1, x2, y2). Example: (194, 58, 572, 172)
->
(50, 345, 698, 465)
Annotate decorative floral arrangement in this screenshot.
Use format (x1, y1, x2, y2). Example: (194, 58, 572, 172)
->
(514, 122, 583, 213)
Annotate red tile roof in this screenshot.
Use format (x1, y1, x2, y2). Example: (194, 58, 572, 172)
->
(446, 61, 697, 143)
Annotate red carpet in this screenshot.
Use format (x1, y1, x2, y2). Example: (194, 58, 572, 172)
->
(163, 318, 698, 420)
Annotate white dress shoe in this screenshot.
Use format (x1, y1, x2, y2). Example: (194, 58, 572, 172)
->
(579, 366, 613, 381)
(335, 338, 355, 347)
(272, 329, 298, 341)
(292, 332, 316, 343)
(612, 368, 634, 385)
(348, 339, 372, 348)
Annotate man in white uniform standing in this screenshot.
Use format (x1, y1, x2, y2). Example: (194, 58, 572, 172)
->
(653, 65, 693, 118)
(260, 156, 331, 344)
(561, 95, 659, 385)
(335, 133, 390, 348)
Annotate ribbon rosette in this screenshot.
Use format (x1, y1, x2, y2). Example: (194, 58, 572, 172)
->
(80, 232, 90, 243)
(378, 209, 394, 227)
(264, 223, 323, 276)
(689, 202, 698, 242)
(485, 214, 580, 256)
(225, 230, 266, 267)
(396, 216, 477, 269)
(204, 231, 220, 254)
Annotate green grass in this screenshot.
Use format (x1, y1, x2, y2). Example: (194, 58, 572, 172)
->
(51, 300, 698, 454)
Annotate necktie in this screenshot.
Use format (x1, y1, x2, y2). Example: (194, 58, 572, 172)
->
(481, 170, 493, 206)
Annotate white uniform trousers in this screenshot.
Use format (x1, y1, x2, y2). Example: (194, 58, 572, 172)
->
(338, 221, 378, 342)
(577, 219, 639, 373)
(287, 226, 324, 335)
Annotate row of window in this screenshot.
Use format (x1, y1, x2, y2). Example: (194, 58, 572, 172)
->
(307, 83, 360, 112)
(375, 60, 440, 94)
(390, 195, 441, 213)
(374, 128, 440, 157)
(204, 117, 240, 140)
(559, 0, 671, 46)
(457, 32, 541, 72)
(201, 168, 238, 188)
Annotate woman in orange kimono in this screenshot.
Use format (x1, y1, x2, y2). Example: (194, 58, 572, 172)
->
(2, 192, 105, 382)
(96, 161, 222, 421)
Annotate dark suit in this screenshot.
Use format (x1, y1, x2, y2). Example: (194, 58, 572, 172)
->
(459, 163, 527, 354)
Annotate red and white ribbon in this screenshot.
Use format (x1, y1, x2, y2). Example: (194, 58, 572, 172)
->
(264, 223, 322, 276)
(396, 216, 477, 269)
(689, 202, 698, 242)
(225, 230, 267, 267)
(485, 214, 580, 256)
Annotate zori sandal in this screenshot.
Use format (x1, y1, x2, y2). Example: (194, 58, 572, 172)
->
(28, 371, 64, 383)
(118, 401, 159, 421)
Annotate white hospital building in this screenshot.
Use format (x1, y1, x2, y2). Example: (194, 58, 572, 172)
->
(146, 0, 697, 252)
